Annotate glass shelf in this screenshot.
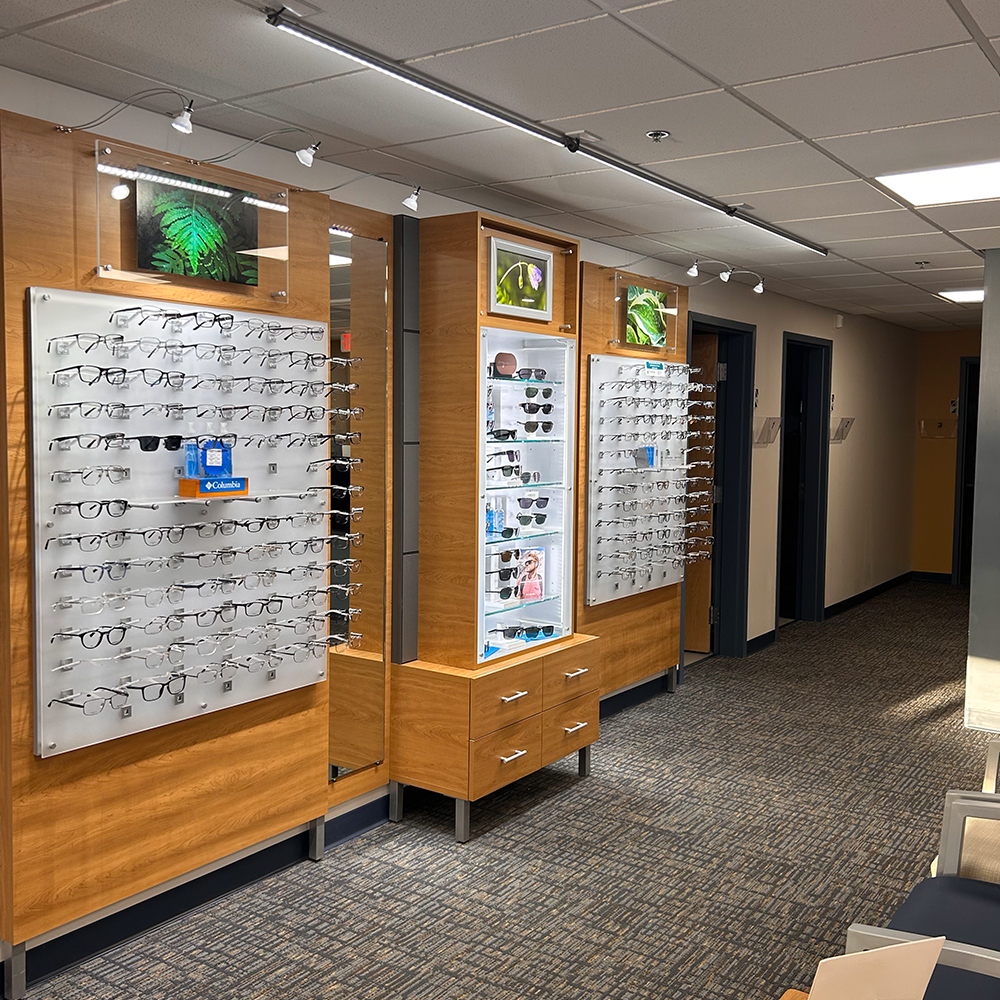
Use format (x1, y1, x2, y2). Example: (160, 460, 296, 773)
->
(487, 377, 563, 387)
(484, 529, 562, 546)
(484, 595, 560, 617)
(485, 437, 566, 445)
(486, 481, 565, 491)
(483, 627, 568, 658)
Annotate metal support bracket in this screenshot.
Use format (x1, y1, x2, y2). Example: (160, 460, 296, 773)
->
(388, 780, 404, 822)
(4, 942, 25, 1000)
(307, 815, 325, 862)
(455, 798, 471, 843)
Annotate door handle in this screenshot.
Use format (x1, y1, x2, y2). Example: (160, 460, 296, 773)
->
(500, 749, 527, 763)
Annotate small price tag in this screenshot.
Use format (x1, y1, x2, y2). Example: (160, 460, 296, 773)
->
(340, 333, 351, 352)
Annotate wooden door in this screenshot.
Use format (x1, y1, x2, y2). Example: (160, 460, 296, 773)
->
(684, 333, 717, 652)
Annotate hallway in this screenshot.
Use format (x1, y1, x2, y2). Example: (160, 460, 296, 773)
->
(36, 582, 983, 999)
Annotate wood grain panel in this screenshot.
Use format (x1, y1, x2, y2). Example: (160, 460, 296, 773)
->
(0, 111, 333, 943)
(469, 715, 541, 801)
(328, 650, 385, 770)
(389, 661, 470, 798)
(576, 262, 689, 696)
(684, 333, 718, 652)
(542, 639, 599, 709)
(417, 214, 482, 668)
(540, 690, 599, 767)
(469, 660, 542, 738)
(779, 992, 809, 1000)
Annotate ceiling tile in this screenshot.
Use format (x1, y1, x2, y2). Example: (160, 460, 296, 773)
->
(953, 227, 1000, 251)
(898, 265, 985, 285)
(721, 245, 834, 267)
(189, 104, 363, 158)
(435, 185, 560, 219)
(26, 0, 362, 100)
(304, 0, 597, 60)
(848, 285, 943, 306)
(779, 210, 936, 243)
(923, 201, 1000, 232)
(578, 199, 743, 234)
(915, 278, 988, 293)
(321, 148, 469, 191)
(382, 128, 583, 185)
(496, 169, 690, 212)
(727, 181, 901, 221)
(642, 225, 801, 255)
(825, 232, 970, 258)
(596, 234, 682, 257)
(648, 143, 853, 197)
(235, 70, 500, 149)
(739, 46, 1000, 138)
(851, 250, 986, 272)
(524, 213, 630, 239)
(757, 258, 876, 279)
(546, 90, 793, 162)
(620, 0, 970, 85)
(417, 16, 713, 120)
(962, 0, 1000, 36)
(816, 113, 1000, 176)
(0, 1, 112, 32)
(786, 273, 905, 290)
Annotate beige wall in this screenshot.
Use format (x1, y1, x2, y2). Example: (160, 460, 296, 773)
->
(685, 282, 920, 640)
(912, 329, 981, 575)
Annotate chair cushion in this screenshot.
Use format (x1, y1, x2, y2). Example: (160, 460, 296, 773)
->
(890, 876, 1000, 952)
(924, 964, 1000, 1000)
(958, 818, 1000, 883)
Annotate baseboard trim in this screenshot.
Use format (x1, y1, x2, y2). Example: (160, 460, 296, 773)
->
(600, 670, 674, 718)
(747, 630, 776, 655)
(21, 794, 388, 987)
(911, 571, 951, 584)
(824, 572, 912, 619)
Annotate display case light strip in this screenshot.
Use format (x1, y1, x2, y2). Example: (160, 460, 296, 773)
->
(97, 163, 232, 199)
(241, 195, 290, 213)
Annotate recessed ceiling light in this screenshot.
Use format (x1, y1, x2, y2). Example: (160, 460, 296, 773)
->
(645, 130, 671, 142)
(939, 289, 985, 303)
(877, 160, 1000, 206)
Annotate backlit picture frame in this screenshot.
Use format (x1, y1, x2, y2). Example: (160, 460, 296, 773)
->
(489, 237, 553, 322)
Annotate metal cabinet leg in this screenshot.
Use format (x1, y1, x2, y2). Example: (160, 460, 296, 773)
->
(308, 815, 326, 862)
(4, 942, 26, 1000)
(455, 798, 471, 843)
(389, 780, 404, 822)
(666, 665, 678, 693)
(579, 745, 592, 777)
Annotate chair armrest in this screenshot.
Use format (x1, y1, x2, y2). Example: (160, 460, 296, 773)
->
(939, 790, 1000, 876)
(847, 923, 1000, 979)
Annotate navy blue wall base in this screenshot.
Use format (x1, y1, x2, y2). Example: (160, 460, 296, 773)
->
(19, 795, 388, 987)
(600, 672, 674, 719)
(747, 630, 776, 655)
(824, 572, 914, 619)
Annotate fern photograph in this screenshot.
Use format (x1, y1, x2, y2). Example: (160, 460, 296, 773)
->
(625, 284, 675, 349)
(136, 168, 259, 286)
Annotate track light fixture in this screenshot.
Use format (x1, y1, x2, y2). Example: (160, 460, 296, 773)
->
(197, 127, 321, 166)
(753, 279, 765, 294)
(401, 187, 420, 212)
(686, 261, 699, 277)
(56, 88, 196, 134)
(263, 6, 828, 258)
(719, 269, 732, 282)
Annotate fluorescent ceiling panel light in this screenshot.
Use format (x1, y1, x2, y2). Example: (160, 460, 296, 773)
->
(938, 289, 985, 303)
(329, 254, 352, 267)
(877, 161, 1000, 206)
(97, 163, 231, 198)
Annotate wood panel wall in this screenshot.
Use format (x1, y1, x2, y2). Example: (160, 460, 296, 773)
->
(0, 111, 392, 941)
(577, 262, 689, 695)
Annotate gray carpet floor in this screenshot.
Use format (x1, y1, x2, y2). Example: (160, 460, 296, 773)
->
(34, 581, 986, 999)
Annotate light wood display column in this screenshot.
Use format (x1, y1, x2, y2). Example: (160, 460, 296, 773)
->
(389, 213, 599, 841)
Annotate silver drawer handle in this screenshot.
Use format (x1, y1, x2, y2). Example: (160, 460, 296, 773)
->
(501, 690, 528, 703)
(564, 721, 588, 734)
(500, 749, 528, 763)
(564, 667, 589, 679)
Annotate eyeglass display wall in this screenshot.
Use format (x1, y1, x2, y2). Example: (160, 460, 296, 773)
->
(479, 326, 576, 662)
(585, 355, 713, 606)
(30, 287, 363, 758)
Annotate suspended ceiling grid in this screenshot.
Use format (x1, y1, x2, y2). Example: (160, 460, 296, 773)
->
(1, 0, 998, 331)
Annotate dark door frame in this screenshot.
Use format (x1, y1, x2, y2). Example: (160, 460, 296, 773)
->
(681, 312, 756, 664)
(776, 332, 832, 627)
(952, 355, 980, 585)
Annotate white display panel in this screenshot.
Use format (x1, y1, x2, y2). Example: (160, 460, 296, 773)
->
(29, 287, 361, 757)
(585, 356, 710, 606)
(478, 327, 576, 663)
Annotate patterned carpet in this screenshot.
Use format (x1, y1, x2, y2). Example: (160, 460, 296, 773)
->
(33, 581, 986, 1000)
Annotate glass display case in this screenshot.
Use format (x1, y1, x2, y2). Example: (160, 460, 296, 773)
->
(478, 326, 576, 662)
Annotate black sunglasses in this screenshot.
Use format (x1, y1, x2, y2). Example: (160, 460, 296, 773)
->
(487, 587, 515, 600)
(524, 387, 552, 399)
(488, 428, 517, 440)
(515, 368, 546, 380)
(519, 421, 553, 433)
(516, 497, 549, 509)
(516, 513, 547, 525)
(498, 548, 520, 562)
(520, 402, 553, 414)
(487, 567, 517, 581)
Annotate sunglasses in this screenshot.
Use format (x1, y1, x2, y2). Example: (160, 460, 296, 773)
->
(523, 387, 552, 399)
(516, 513, 547, 525)
(489, 624, 555, 640)
(520, 402, 553, 415)
(498, 548, 520, 562)
(495, 526, 519, 538)
(487, 450, 520, 463)
(515, 368, 546, 380)
(487, 587, 515, 600)
(490, 465, 521, 477)
(519, 421, 553, 433)
(516, 497, 549, 509)
(488, 428, 517, 441)
(487, 567, 516, 581)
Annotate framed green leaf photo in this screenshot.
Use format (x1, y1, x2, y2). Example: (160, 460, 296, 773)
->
(489, 237, 553, 322)
(136, 167, 259, 286)
(624, 284, 677, 350)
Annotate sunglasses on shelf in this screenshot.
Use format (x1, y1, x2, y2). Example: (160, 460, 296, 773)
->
(486, 588, 516, 600)
(516, 513, 547, 526)
(520, 402, 553, 415)
(487, 450, 520, 463)
(523, 387, 552, 399)
(486, 567, 516, 581)
(498, 548, 520, 562)
(515, 368, 546, 380)
(488, 428, 517, 441)
(489, 624, 555, 640)
(518, 421, 553, 434)
(494, 526, 519, 538)
(516, 497, 549, 509)
(489, 465, 521, 477)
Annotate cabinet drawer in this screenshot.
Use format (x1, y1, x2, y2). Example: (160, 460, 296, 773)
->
(542, 643, 598, 709)
(470, 660, 543, 738)
(541, 690, 599, 767)
(469, 716, 542, 800)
